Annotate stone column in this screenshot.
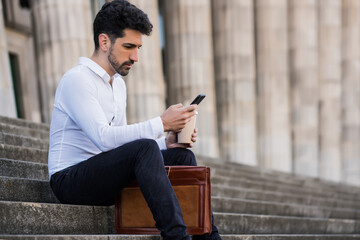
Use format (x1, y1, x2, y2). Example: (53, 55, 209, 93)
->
(31, 0, 93, 123)
(125, 0, 166, 123)
(0, 0, 17, 118)
(318, 0, 342, 182)
(211, 0, 256, 165)
(163, 0, 219, 158)
(255, 0, 292, 172)
(288, 0, 319, 177)
(341, 0, 360, 185)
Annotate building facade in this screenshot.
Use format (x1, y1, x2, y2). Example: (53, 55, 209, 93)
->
(1, 0, 360, 185)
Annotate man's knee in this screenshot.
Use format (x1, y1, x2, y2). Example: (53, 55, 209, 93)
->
(132, 139, 163, 164)
(135, 138, 158, 148)
(183, 149, 197, 166)
(124, 138, 159, 152)
(172, 148, 197, 166)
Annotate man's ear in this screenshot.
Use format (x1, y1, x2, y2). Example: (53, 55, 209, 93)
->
(98, 33, 111, 51)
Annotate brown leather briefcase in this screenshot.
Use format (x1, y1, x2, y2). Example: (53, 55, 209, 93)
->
(115, 166, 212, 235)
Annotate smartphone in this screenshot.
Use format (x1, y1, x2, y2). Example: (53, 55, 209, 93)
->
(190, 94, 206, 105)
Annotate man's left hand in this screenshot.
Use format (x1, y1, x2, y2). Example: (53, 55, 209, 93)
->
(165, 128, 198, 149)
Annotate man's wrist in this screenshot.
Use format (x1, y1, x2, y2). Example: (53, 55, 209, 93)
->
(161, 116, 169, 132)
(165, 135, 170, 148)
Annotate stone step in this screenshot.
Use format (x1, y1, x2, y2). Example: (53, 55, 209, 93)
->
(0, 236, 162, 240)
(232, 163, 360, 193)
(199, 157, 360, 195)
(1, 132, 357, 199)
(211, 184, 360, 210)
(0, 123, 49, 141)
(2, 132, 358, 201)
(0, 115, 49, 131)
(3, 156, 359, 205)
(211, 196, 360, 220)
(215, 213, 360, 234)
(1, 114, 359, 195)
(211, 175, 360, 203)
(3, 149, 360, 205)
(200, 156, 360, 190)
(2, 136, 359, 202)
(0, 144, 48, 164)
(0, 158, 48, 180)
(0, 201, 114, 235)
(2, 176, 360, 212)
(1, 201, 360, 235)
(209, 166, 360, 199)
(0, 132, 49, 150)
(2, 235, 360, 240)
(0, 177, 58, 203)
(2, 171, 359, 220)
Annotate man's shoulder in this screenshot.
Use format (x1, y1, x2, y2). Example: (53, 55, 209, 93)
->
(56, 64, 99, 96)
(59, 64, 99, 88)
(63, 64, 93, 80)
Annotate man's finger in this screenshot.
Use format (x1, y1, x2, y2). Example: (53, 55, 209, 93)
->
(184, 105, 197, 112)
(173, 103, 183, 109)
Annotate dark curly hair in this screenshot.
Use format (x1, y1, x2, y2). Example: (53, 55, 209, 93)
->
(93, 0, 153, 50)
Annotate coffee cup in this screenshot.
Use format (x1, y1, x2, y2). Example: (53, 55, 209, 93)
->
(177, 112, 197, 144)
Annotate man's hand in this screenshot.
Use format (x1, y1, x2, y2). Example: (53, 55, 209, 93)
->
(166, 129, 198, 149)
(161, 104, 197, 132)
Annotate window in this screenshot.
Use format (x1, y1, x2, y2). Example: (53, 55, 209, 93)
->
(9, 53, 25, 119)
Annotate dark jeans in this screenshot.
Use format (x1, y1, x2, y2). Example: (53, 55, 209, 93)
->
(50, 139, 219, 240)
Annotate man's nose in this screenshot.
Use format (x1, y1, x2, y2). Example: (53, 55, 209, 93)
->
(130, 49, 139, 62)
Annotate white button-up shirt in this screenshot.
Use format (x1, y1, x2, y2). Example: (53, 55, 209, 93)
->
(48, 57, 166, 178)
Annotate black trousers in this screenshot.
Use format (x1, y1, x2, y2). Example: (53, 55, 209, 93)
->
(50, 139, 218, 240)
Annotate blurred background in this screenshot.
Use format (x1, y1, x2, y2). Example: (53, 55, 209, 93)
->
(1, 0, 359, 186)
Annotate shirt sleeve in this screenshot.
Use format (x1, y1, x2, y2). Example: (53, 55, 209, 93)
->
(156, 136, 167, 150)
(57, 70, 164, 152)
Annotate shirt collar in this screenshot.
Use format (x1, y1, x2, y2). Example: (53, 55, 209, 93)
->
(78, 57, 112, 83)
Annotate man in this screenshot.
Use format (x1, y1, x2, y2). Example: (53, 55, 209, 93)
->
(48, 1, 221, 239)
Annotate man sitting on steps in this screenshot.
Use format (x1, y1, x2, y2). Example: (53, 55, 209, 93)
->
(47, 1, 221, 240)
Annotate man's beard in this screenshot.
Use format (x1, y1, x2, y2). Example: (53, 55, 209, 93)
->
(108, 47, 134, 76)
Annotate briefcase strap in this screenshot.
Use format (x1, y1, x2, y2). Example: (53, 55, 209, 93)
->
(167, 166, 171, 177)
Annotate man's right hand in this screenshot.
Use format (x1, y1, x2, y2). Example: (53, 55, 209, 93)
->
(161, 103, 197, 132)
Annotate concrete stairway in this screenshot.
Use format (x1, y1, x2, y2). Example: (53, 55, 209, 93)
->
(1, 115, 360, 239)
